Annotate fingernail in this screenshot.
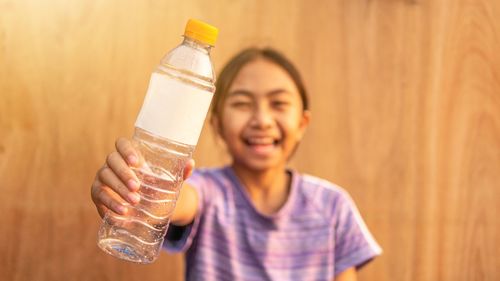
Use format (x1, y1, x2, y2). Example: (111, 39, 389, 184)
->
(128, 155, 137, 165)
(128, 192, 141, 204)
(128, 179, 139, 190)
(117, 205, 128, 214)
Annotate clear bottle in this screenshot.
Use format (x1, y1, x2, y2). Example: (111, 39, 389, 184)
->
(97, 19, 218, 264)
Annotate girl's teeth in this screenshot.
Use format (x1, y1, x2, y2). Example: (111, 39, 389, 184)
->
(248, 137, 274, 145)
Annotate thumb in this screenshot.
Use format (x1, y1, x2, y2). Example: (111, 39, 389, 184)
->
(183, 159, 195, 180)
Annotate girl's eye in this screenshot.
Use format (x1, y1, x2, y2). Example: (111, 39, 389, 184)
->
(230, 101, 252, 108)
(272, 100, 290, 109)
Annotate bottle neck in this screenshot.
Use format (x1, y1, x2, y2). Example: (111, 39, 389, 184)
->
(182, 36, 213, 54)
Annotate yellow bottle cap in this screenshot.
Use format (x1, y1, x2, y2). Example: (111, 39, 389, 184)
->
(184, 19, 218, 46)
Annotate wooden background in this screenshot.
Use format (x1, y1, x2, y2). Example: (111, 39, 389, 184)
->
(1, 0, 499, 280)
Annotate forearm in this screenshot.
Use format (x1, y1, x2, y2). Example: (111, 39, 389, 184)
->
(169, 183, 198, 226)
(335, 267, 356, 281)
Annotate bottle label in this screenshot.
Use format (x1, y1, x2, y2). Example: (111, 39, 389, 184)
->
(135, 72, 214, 145)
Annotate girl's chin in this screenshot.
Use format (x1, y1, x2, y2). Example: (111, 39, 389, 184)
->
(233, 157, 286, 172)
(246, 143, 277, 156)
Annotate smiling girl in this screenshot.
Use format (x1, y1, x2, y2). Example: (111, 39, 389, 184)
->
(91, 47, 382, 281)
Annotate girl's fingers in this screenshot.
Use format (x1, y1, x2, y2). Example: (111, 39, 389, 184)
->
(115, 137, 142, 167)
(91, 179, 129, 216)
(98, 164, 140, 204)
(106, 151, 140, 192)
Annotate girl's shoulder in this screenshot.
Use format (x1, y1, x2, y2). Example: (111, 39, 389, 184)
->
(294, 171, 355, 218)
(186, 166, 230, 189)
(190, 166, 226, 177)
(296, 172, 347, 197)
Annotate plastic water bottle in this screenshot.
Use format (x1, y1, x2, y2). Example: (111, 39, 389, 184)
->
(97, 19, 218, 264)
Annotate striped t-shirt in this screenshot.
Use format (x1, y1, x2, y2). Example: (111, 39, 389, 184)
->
(164, 166, 382, 281)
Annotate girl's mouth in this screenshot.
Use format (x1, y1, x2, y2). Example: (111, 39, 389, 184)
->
(243, 137, 281, 155)
(244, 136, 278, 145)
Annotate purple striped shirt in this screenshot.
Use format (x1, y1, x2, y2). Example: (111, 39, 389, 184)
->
(164, 166, 382, 281)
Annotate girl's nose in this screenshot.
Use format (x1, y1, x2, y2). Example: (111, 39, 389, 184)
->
(249, 106, 273, 129)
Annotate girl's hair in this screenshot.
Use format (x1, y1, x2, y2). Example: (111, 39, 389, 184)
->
(210, 47, 309, 123)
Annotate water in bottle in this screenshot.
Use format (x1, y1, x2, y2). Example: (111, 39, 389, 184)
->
(97, 19, 218, 264)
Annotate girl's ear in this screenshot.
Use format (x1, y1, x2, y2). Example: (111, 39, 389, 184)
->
(297, 110, 311, 141)
(210, 115, 222, 137)
(210, 114, 229, 150)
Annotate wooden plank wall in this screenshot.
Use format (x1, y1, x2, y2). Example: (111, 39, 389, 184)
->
(1, 0, 499, 280)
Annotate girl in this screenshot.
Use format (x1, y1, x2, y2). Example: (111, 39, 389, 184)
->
(91, 47, 382, 281)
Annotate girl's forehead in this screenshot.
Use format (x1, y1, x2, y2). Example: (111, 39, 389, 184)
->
(228, 59, 299, 94)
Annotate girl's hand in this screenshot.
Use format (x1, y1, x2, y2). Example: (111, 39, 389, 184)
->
(90, 137, 195, 218)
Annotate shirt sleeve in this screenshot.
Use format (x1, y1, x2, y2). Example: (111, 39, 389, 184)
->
(163, 169, 206, 253)
(333, 190, 382, 276)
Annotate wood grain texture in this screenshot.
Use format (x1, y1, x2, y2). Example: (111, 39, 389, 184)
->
(1, 0, 498, 280)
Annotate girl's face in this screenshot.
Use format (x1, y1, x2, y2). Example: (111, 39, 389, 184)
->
(214, 58, 310, 172)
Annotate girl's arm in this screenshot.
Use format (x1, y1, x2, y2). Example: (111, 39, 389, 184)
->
(334, 267, 357, 281)
(169, 182, 198, 226)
